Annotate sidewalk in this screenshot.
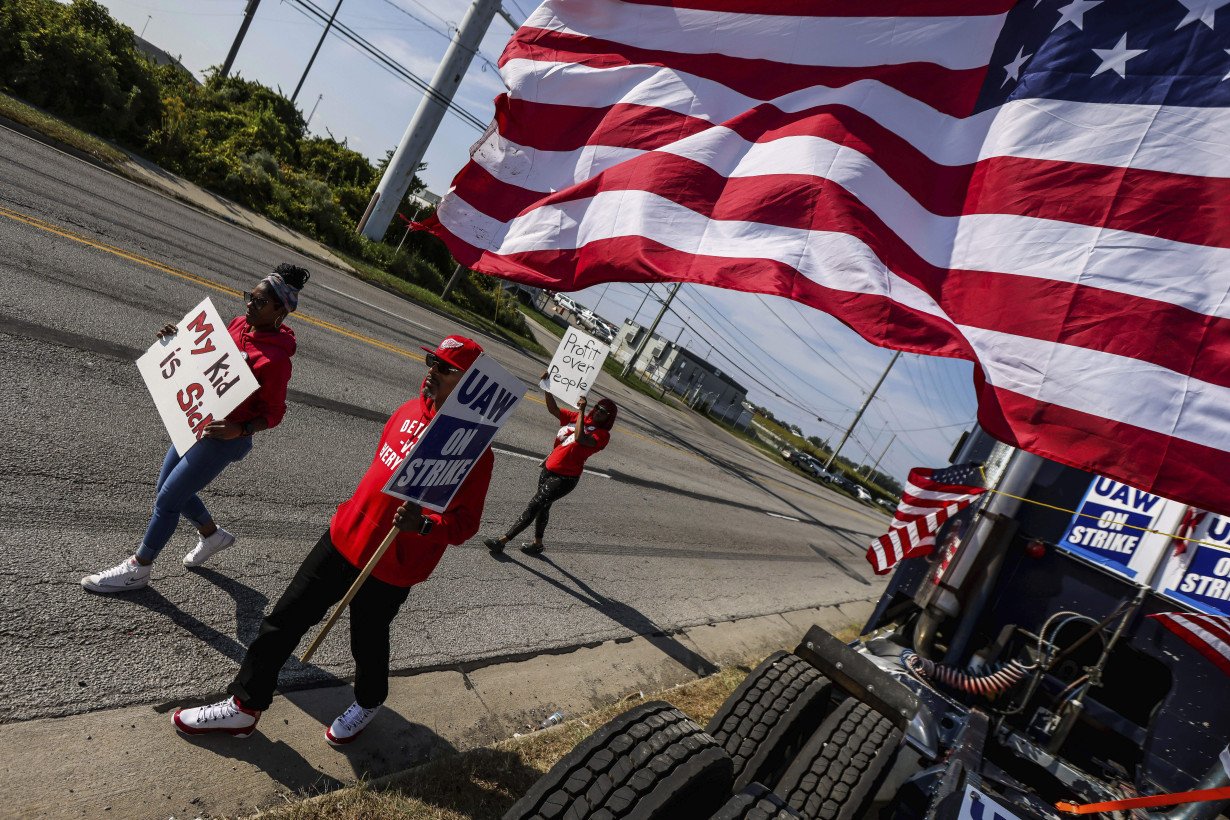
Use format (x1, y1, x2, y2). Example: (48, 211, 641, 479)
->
(0, 599, 875, 820)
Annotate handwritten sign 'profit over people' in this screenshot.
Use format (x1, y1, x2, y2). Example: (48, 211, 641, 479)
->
(136, 297, 259, 456)
(546, 327, 609, 408)
(383, 354, 526, 512)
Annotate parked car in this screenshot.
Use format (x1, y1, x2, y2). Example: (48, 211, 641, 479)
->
(852, 485, 872, 502)
(552, 293, 577, 312)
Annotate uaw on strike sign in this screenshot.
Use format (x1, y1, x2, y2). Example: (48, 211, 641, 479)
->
(383, 354, 526, 512)
(136, 297, 259, 455)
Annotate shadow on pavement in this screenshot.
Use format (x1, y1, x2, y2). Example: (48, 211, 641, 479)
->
(114, 572, 464, 789)
(497, 550, 719, 676)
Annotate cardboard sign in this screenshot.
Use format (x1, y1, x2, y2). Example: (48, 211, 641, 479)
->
(545, 327, 608, 408)
(1158, 513, 1230, 616)
(136, 297, 259, 455)
(382, 354, 526, 512)
(1055, 476, 1183, 580)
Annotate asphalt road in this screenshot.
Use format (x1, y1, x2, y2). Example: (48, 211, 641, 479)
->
(0, 124, 889, 724)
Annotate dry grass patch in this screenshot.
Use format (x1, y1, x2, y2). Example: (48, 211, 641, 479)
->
(262, 627, 862, 820)
(260, 663, 754, 820)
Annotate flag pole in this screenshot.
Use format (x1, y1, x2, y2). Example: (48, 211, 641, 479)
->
(300, 526, 400, 664)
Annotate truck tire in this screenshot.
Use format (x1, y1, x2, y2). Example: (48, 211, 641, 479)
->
(503, 700, 733, 820)
(710, 783, 804, 819)
(774, 698, 903, 820)
(707, 651, 835, 792)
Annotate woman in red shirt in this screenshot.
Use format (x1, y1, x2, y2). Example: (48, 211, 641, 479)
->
(485, 373, 617, 555)
(82, 264, 309, 594)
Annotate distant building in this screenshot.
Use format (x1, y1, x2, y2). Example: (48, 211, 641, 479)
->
(612, 321, 752, 427)
(407, 189, 441, 213)
(133, 36, 199, 84)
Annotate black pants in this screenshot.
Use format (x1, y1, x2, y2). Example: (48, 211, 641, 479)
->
(503, 467, 580, 542)
(228, 530, 411, 711)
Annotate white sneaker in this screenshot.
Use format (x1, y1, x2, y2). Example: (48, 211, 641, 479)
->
(81, 557, 150, 593)
(183, 527, 236, 568)
(173, 696, 260, 738)
(326, 702, 381, 745)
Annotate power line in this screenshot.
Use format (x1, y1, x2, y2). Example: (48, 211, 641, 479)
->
(679, 288, 851, 412)
(784, 300, 873, 391)
(285, 0, 489, 131)
(376, 0, 502, 74)
(753, 295, 870, 394)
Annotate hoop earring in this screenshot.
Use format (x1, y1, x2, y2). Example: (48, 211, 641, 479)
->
(274, 314, 284, 328)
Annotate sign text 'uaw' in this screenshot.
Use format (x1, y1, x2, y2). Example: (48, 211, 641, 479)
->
(382, 354, 526, 512)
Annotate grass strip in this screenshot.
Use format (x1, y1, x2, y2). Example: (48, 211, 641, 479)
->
(0, 92, 127, 167)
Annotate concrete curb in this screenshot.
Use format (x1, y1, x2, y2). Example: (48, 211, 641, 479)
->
(0, 598, 877, 820)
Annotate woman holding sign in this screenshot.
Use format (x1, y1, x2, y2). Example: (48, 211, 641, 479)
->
(81, 264, 309, 594)
(484, 374, 617, 555)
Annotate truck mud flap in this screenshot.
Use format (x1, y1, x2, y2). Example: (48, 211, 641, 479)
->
(794, 624, 919, 730)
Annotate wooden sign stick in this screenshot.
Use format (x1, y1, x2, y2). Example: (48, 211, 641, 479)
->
(300, 526, 400, 664)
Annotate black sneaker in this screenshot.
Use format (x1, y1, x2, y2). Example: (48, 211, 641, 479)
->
(519, 542, 545, 555)
(483, 537, 505, 553)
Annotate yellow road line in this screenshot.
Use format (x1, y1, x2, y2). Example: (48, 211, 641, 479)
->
(2, 204, 832, 510)
(0, 204, 419, 360)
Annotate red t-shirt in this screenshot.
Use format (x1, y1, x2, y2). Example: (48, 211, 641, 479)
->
(330, 396, 494, 587)
(543, 408, 611, 477)
(225, 316, 295, 428)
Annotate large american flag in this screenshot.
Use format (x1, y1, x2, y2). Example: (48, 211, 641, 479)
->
(1149, 612, 1230, 676)
(866, 463, 985, 574)
(425, 0, 1230, 515)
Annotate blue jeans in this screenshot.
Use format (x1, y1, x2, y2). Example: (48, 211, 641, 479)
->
(137, 437, 252, 563)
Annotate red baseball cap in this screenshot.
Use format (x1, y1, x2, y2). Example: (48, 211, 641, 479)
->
(420, 335, 483, 371)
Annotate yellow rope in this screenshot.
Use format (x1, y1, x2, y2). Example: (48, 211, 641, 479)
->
(974, 481, 1226, 553)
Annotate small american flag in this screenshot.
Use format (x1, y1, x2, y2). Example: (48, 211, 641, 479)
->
(867, 463, 985, 575)
(1149, 612, 1230, 677)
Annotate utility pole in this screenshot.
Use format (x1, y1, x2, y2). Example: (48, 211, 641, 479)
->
(219, 0, 262, 80)
(825, 351, 900, 471)
(632, 284, 656, 324)
(622, 282, 681, 378)
(359, 0, 503, 240)
(292, 0, 343, 104)
(864, 434, 895, 478)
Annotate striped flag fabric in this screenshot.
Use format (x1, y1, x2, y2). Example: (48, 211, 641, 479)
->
(866, 463, 985, 575)
(1149, 612, 1230, 677)
(424, 0, 1230, 517)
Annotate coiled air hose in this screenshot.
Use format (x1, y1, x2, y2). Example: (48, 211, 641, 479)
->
(902, 650, 1034, 696)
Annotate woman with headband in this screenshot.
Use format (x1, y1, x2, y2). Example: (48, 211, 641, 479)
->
(82, 263, 310, 593)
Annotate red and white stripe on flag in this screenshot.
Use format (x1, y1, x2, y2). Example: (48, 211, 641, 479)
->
(866, 465, 984, 575)
(1149, 612, 1230, 677)
(423, 0, 1230, 518)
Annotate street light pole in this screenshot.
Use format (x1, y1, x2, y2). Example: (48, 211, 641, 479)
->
(865, 434, 895, 479)
(825, 351, 900, 471)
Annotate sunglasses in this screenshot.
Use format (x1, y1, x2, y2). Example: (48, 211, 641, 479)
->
(425, 352, 459, 375)
(244, 291, 272, 310)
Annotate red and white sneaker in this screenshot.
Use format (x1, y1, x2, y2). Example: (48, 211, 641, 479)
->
(326, 702, 381, 745)
(173, 697, 260, 738)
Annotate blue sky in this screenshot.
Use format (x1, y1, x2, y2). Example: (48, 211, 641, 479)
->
(92, 0, 980, 483)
